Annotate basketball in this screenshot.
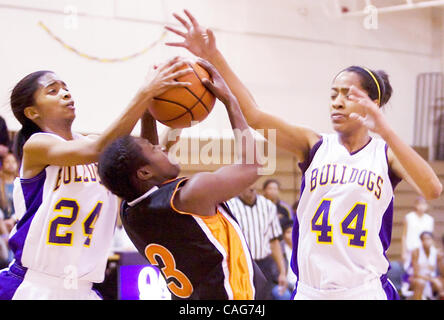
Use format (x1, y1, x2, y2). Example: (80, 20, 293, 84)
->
(149, 61, 216, 128)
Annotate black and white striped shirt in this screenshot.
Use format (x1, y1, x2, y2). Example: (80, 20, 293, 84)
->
(227, 195, 283, 260)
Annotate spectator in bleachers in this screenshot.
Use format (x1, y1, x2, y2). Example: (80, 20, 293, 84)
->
(407, 231, 444, 299)
(438, 234, 444, 293)
(271, 218, 296, 300)
(0, 152, 18, 267)
(281, 219, 297, 291)
(262, 179, 294, 225)
(401, 196, 434, 270)
(0, 218, 9, 269)
(292, 200, 299, 214)
(0, 153, 18, 233)
(0, 116, 11, 164)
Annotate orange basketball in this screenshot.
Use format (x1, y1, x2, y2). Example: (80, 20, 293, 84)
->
(149, 61, 216, 128)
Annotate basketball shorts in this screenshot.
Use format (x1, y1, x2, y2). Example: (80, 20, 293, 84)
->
(293, 275, 400, 300)
(0, 262, 101, 300)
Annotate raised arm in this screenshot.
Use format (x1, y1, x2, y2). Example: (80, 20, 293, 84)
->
(140, 63, 183, 149)
(173, 59, 264, 216)
(165, 10, 320, 162)
(22, 58, 193, 178)
(140, 109, 182, 154)
(348, 85, 442, 200)
(140, 111, 159, 146)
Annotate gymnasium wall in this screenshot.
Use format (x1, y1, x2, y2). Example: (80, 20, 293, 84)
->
(0, 0, 443, 263)
(0, 0, 442, 146)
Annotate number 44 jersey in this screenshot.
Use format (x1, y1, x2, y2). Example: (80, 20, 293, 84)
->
(9, 133, 118, 283)
(293, 134, 401, 291)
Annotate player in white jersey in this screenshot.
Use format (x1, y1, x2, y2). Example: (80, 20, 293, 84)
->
(0, 58, 193, 299)
(165, 10, 443, 299)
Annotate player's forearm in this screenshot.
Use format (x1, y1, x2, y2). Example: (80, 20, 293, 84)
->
(140, 110, 159, 145)
(225, 97, 259, 166)
(95, 90, 154, 153)
(209, 51, 262, 128)
(380, 126, 442, 200)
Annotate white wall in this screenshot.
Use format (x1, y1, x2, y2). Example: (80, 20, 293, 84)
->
(441, 8, 444, 72)
(0, 0, 441, 144)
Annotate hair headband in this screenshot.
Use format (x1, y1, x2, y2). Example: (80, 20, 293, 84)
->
(361, 67, 381, 104)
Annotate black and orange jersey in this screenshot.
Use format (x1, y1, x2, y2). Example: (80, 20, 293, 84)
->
(120, 177, 266, 300)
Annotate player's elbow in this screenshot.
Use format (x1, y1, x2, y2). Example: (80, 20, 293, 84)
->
(248, 114, 269, 131)
(424, 181, 442, 200)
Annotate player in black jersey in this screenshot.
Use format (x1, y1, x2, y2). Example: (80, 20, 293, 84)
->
(98, 59, 268, 300)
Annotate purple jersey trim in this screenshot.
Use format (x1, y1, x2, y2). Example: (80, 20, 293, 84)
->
(298, 137, 324, 174)
(379, 198, 394, 255)
(380, 274, 400, 300)
(291, 139, 324, 299)
(384, 144, 402, 189)
(349, 137, 373, 155)
(290, 175, 304, 299)
(378, 197, 397, 295)
(0, 262, 27, 300)
(8, 169, 46, 264)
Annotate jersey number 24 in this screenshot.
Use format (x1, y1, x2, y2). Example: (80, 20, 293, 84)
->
(47, 198, 102, 247)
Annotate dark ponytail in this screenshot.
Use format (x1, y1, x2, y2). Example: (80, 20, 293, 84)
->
(340, 66, 393, 107)
(12, 121, 42, 162)
(10, 70, 53, 161)
(374, 70, 393, 107)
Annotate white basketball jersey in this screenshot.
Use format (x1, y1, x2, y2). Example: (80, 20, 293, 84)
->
(293, 134, 400, 290)
(416, 245, 438, 278)
(8, 132, 118, 283)
(404, 212, 434, 252)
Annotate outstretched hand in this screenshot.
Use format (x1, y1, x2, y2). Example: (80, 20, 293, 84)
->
(348, 85, 390, 136)
(165, 9, 217, 61)
(196, 58, 235, 106)
(140, 56, 192, 102)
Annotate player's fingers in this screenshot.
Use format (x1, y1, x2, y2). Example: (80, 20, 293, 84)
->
(347, 94, 361, 104)
(157, 56, 181, 71)
(167, 68, 193, 80)
(164, 25, 186, 38)
(173, 13, 190, 30)
(195, 58, 211, 70)
(349, 112, 365, 123)
(164, 41, 187, 48)
(201, 78, 217, 93)
(207, 28, 216, 45)
(166, 81, 192, 88)
(162, 59, 187, 75)
(349, 85, 369, 99)
(195, 59, 218, 79)
(349, 93, 376, 111)
(348, 88, 368, 104)
(184, 9, 199, 28)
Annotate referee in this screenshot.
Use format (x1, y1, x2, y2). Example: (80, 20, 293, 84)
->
(227, 185, 288, 299)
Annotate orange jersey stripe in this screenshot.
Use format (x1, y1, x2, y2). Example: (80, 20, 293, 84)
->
(200, 210, 254, 300)
(169, 178, 255, 299)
